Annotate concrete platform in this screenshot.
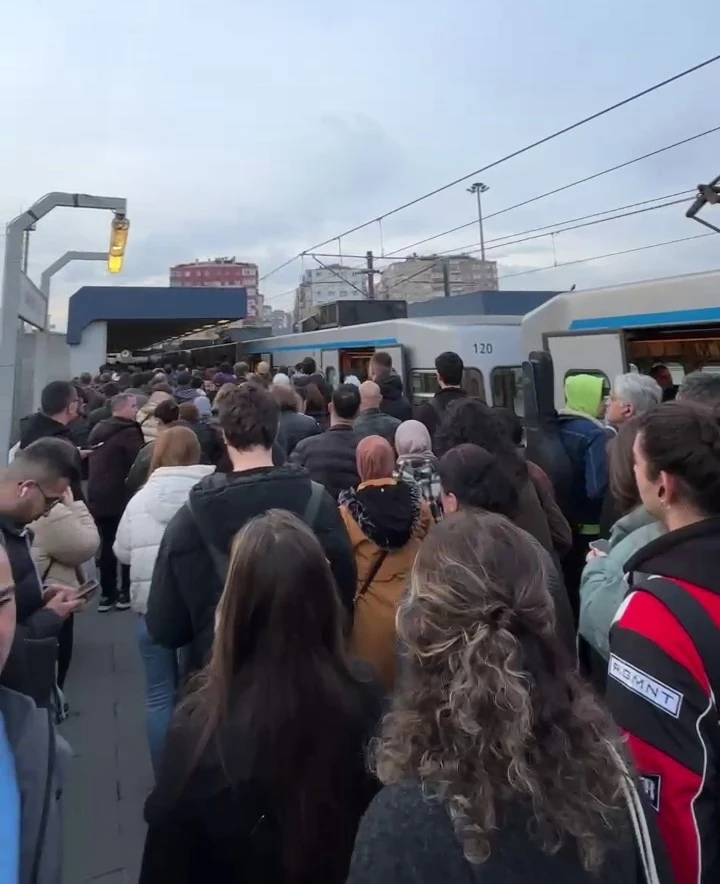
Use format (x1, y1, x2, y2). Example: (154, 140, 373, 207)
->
(60, 607, 151, 883)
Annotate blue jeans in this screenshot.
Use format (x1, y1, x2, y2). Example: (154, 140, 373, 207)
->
(135, 616, 178, 776)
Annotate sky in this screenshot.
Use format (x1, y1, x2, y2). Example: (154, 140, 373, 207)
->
(1, 0, 718, 330)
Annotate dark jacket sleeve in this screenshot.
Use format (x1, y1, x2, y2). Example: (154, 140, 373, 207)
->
(20, 607, 62, 640)
(529, 469, 572, 559)
(414, 401, 435, 436)
(313, 493, 356, 625)
(145, 509, 195, 651)
(126, 444, 152, 497)
(289, 437, 310, 467)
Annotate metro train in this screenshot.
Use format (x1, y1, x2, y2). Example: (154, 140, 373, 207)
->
(521, 269, 720, 408)
(190, 316, 528, 413)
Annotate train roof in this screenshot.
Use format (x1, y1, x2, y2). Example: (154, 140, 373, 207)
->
(408, 289, 558, 318)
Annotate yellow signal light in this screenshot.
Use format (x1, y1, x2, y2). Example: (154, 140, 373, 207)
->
(108, 215, 130, 274)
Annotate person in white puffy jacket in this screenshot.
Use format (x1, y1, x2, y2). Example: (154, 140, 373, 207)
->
(114, 426, 215, 774)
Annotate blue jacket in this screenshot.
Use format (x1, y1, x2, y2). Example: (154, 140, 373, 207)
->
(557, 413, 610, 528)
(578, 506, 663, 658)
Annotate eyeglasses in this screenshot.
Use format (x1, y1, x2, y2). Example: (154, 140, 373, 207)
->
(22, 482, 63, 515)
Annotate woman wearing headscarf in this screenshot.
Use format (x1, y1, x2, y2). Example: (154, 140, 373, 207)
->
(339, 436, 433, 690)
(394, 420, 441, 521)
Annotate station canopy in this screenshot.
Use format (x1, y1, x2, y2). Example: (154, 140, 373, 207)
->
(66, 286, 248, 351)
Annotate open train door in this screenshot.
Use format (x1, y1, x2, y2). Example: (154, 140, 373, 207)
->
(523, 350, 573, 518)
(544, 331, 626, 409)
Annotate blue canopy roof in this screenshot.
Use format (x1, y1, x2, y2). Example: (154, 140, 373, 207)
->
(66, 286, 247, 349)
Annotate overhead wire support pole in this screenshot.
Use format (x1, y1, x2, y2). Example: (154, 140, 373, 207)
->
(467, 183, 489, 260)
(366, 251, 375, 300)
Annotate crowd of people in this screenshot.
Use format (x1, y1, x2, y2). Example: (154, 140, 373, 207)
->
(1, 350, 720, 882)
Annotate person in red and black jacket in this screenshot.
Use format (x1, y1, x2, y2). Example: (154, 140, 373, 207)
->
(606, 399, 720, 884)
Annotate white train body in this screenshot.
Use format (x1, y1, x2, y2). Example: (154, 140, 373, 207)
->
(521, 270, 720, 407)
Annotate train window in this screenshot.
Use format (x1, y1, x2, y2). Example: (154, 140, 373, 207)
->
(410, 370, 439, 405)
(564, 369, 611, 398)
(491, 366, 524, 416)
(325, 366, 337, 388)
(463, 368, 485, 401)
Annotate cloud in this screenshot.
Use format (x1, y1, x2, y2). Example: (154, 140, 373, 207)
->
(1, 0, 718, 328)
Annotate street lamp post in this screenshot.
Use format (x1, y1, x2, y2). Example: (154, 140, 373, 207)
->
(32, 251, 108, 410)
(0, 192, 127, 459)
(467, 182, 490, 261)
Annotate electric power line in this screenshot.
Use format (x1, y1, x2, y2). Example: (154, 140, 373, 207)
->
(385, 125, 720, 256)
(379, 194, 694, 292)
(499, 232, 715, 280)
(448, 195, 694, 258)
(261, 55, 720, 282)
(297, 54, 720, 256)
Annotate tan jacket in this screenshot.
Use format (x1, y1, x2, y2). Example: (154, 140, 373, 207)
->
(340, 478, 433, 690)
(31, 501, 100, 588)
(136, 391, 173, 444)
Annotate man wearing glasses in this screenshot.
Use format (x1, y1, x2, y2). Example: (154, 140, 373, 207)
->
(0, 440, 84, 702)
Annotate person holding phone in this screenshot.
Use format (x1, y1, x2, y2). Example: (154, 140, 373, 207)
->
(0, 439, 87, 705)
(579, 417, 664, 681)
(30, 455, 99, 700)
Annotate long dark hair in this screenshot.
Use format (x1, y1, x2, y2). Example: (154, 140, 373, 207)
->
(378, 510, 627, 870)
(180, 510, 374, 882)
(435, 397, 528, 481)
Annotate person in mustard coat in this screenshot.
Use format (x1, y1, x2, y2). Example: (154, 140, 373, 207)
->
(339, 435, 433, 690)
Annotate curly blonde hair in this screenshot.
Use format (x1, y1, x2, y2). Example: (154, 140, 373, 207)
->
(375, 510, 627, 870)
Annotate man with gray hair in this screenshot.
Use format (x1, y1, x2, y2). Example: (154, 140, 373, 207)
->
(677, 371, 720, 406)
(598, 371, 662, 539)
(605, 372, 662, 430)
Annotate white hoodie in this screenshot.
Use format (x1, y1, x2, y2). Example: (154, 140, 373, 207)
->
(114, 463, 215, 614)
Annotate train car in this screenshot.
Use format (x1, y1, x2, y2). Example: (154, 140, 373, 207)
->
(238, 315, 527, 414)
(521, 269, 720, 407)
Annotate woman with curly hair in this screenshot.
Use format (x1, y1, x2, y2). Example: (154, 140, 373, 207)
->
(347, 509, 671, 884)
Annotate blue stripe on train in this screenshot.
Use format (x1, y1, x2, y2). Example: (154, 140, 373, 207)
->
(570, 306, 720, 331)
(247, 337, 400, 353)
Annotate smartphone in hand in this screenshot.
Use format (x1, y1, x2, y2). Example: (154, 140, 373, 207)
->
(76, 579, 100, 600)
(589, 539, 611, 554)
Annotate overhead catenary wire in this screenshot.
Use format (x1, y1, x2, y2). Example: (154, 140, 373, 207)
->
(385, 125, 720, 257)
(379, 194, 694, 293)
(293, 54, 720, 257)
(437, 192, 695, 257)
(260, 56, 720, 282)
(499, 232, 716, 281)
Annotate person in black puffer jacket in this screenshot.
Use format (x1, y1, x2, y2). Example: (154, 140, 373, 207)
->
(290, 385, 362, 501)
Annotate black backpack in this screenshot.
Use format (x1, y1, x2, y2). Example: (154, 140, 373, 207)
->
(186, 481, 326, 584)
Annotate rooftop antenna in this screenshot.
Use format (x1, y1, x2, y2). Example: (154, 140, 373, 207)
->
(686, 173, 720, 233)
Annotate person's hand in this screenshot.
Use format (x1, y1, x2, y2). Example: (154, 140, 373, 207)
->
(42, 583, 76, 602)
(78, 448, 91, 459)
(62, 486, 74, 505)
(585, 548, 608, 563)
(45, 591, 84, 619)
